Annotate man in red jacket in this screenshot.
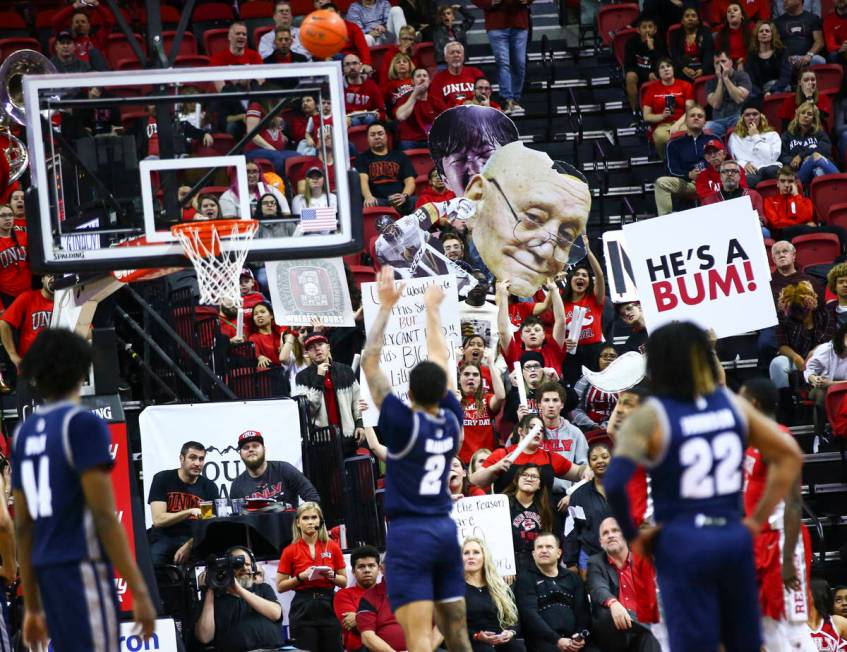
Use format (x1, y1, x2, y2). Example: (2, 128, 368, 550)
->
(824, 0, 847, 62)
(429, 42, 485, 109)
(472, 0, 533, 114)
(694, 139, 747, 200)
(763, 166, 847, 253)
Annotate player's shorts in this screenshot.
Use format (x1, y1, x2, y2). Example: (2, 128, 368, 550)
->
(385, 515, 464, 611)
(0, 591, 11, 652)
(654, 517, 761, 652)
(37, 559, 119, 652)
(755, 525, 813, 623)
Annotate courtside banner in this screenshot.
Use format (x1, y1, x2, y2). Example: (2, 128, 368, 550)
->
(138, 400, 302, 528)
(622, 197, 776, 338)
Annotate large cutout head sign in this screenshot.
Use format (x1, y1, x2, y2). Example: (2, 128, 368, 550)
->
(373, 105, 592, 298)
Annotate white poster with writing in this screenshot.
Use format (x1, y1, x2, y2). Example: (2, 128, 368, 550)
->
(360, 275, 462, 426)
(138, 400, 302, 527)
(451, 494, 516, 576)
(622, 198, 776, 338)
(266, 258, 356, 327)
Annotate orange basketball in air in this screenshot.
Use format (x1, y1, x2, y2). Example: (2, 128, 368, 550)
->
(299, 9, 348, 59)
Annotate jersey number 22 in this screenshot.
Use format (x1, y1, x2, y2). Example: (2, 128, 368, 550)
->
(680, 432, 743, 499)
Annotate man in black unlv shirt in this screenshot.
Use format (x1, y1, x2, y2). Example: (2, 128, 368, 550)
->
(229, 430, 320, 508)
(147, 441, 219, 564)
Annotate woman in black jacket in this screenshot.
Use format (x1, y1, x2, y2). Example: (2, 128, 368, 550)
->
(745, 20, 791, 96)
(463, 537, 525, 652)
(503, 463, 557, 572)
(668, 7, 715, 83)
(780, 101, 839, 187)
(562, 442, 611, 580)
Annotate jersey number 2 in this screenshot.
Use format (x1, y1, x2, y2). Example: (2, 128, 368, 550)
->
(21, 457, 53, 518)
(679, 433, 742, 499)
(420, 455, 445, 495)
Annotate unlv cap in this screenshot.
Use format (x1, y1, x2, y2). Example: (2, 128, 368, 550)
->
(238, 430, 264, 449)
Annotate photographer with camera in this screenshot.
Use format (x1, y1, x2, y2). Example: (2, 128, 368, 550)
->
(195, 546, 284, 651)
(514, 533, 597, 652)
(276, 502, 347, 652)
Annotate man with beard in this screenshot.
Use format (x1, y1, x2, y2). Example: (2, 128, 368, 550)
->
(195, 546, 284, 651)
(147, 441, 219, 564)
(229, 430, 320, 508)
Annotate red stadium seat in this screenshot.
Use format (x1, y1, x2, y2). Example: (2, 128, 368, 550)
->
(693, 75, 716, 110)
(343, 252, 364, 267)
(160, 5, 182, 27)
(597, 3, 640, 45)
(104, 33, 146, 70)
(0, 38, 41, 60)
(825, 383, 847, 438)
(162, 31, 198, 58)
(120, 109, 148, 132)
(763, 238, 775, 272)
(207, 133, 237, 157)
(413, 41, 436, 69)
(115, 58, 144, 71)
(809, 63, 843, 95)
(370, 44, 392, 82)
(198, 186, 230, 196)
(203, 28, 230, 58)
(414, 173, 429, 196)
(762, 92, 792, 130)
(254, 25, 274, 48)
(363, 206, 400, 251)
(811, 173, 847, 223)
(348, 125, 370, 155)
(792, 233, 840, 271)
(240, 1, 275, 18)
(0, 11, 28, 38)
(290, 0, 315, 15)
(349, 264, 377, 288)
(665, 23, 681, 50)
(404, 148, 435, 178)
(192, 3, 236, 22)
(174, 54, 211, 67)
(612, 28, 637, 68)
(826, 202, 847, 231)
(252, 157, 275, 175)
(285, 155, 320, 182)
(756, 179, 779, 201)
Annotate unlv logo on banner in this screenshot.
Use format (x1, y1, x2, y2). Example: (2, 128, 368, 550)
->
(602, 231, 638, 303)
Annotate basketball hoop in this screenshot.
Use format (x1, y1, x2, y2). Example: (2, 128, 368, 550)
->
(171, 219, 258, 307)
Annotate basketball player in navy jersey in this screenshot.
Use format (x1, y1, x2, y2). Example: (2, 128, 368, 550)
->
(12, 329, 156, 651)
(604, 322, 803, 652)
(361, 266, 472, 652)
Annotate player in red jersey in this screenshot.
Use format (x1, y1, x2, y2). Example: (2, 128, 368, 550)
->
(740, 378, 815, 652)
(807, 578, 847, 651)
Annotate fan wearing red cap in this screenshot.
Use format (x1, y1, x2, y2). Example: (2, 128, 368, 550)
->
(239, 268, 267, 309)
(695, 139, 749, 201)
(292, 334, 365, 456)
(229, 429, 320, 508)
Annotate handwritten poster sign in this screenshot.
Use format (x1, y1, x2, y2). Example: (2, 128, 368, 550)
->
(622, 197, 775, 338)
(360, 275, 462, 426)
(451, 494, 516, 576)
(266, 258, 356, 327)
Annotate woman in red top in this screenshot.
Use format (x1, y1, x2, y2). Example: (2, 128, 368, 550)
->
(277, 502, 347, 652)
(458, 353, 505, 463)
(382, 53, 416, 115)
(561, 233, 606, 386)
(641, 58, 694, 160)
(377, 26, 420, 83)
(715, 3, 753, 68)
(247, 302, 283, 370)
(470, 414, 586, 494)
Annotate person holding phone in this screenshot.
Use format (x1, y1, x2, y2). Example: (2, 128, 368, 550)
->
(641, 58, 694, 159)
(276, 502, 347, 652)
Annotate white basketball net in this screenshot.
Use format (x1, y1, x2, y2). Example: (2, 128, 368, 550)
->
(172, 221, 258, 307)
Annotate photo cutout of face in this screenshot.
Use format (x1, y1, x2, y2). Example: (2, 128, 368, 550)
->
(465, 142, 591, 297)
(428, 105, 519, 196)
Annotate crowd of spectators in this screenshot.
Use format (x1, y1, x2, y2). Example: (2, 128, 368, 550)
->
(1, 0, 847, 650)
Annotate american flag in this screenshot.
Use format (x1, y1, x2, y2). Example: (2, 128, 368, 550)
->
(300, 207, 337, 233)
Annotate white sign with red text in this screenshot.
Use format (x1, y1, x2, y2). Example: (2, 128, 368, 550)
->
(622, 198, 775, 338)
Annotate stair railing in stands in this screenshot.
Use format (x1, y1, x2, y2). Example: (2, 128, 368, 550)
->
(622, 196, 637, 224)
(560, 87, 583, 168)
(593, 139, 609, 226)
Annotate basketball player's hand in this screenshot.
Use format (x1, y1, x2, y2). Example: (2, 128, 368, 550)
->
(133, 590, 157, 641)
(23, 609, 49, 651)
(742, 517, 762, 539)
(631, 525, 661, 560)
(609, 600, 633, 630)
(557, 495, 570, 512)
(782, 559, 802, 591)
(377, 266, 405, 307)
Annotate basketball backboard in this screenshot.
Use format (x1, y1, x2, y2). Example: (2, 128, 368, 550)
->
(22, 62, 361, 273)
